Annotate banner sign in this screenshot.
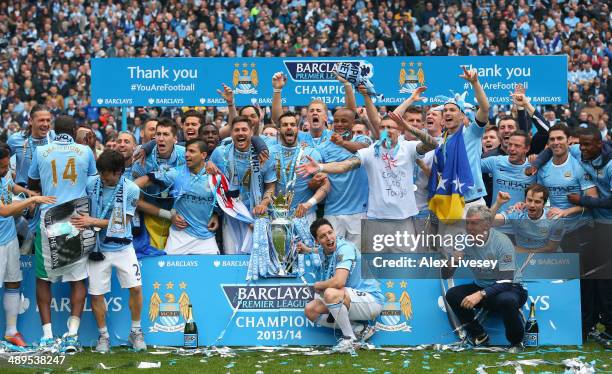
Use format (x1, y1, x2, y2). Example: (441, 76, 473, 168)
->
(0, 255, 580, 347)
(91, 56, 568, 107)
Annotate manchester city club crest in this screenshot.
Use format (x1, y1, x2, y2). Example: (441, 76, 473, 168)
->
(375, 280, 413, 332)
(148, 281, 191, 333)
(233, 62, 259, 94)
(399, 62, 425, 94)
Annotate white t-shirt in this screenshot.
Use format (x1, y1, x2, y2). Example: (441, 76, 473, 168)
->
(414, 149, 435, 212)
(357, 140, 421, 219)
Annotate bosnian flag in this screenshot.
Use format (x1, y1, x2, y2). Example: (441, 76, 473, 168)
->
(427, 126, 474, 223)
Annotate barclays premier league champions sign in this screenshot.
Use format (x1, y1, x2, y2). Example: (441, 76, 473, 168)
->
(0, 255, 581, 346)
(91, 56, 568, 107)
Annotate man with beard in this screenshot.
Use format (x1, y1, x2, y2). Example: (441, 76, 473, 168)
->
(0, 144, 55, 347)
(298, 112, 437, 251)
(135, 139, 220, 255)
(271, 73, 333, 147)
(210, 116, 276, 254)
(140, 118, 158, 145)
(270, 111, 330, 223)
(132, 119, 186, 250)
(115, 131, 138, 179)
(8, 104, 55, 186)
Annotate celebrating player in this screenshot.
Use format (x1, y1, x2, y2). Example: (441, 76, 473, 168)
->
(135, 139, 220, 255)
(301, 218, 384, 353)
(70, 150, 146, 353)
(28, 115, 97, 351)
(0, 144, 55, 346)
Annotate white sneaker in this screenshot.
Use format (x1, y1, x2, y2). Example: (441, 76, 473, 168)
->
(95, 335, 110, 353)
(354, 324, 376, 342)
(331, 337, 356, 354)
(128, 329, 147, 351)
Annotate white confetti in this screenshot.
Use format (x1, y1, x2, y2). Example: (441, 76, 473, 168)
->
(137, 361, 161, 369)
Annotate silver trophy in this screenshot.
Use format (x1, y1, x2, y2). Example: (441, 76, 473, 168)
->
(269, 193, 298, 276)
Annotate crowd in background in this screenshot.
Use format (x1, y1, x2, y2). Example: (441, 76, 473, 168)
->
(0, 0, 610, 142)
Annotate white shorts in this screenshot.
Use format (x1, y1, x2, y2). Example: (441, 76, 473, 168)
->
(0, 238, 23, 285)
(346, 287, 383, 321)
(87, 245, 142, 295)
(325, 213, 366, 250)
(165, 228, 219, 255)
(222, 215, 252, 255)
(315, 288, 382, 321)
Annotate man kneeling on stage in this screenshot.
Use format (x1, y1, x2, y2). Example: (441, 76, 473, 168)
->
(443, 205, 528, 353)
(300, 218, 384, 353)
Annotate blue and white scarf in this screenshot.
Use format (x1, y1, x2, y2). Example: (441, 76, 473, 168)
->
(224, 143, 263, 211)
(91, 176, 130, 244)
(373, 129, 399, 159)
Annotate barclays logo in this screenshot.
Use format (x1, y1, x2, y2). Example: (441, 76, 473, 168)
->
(222, 285, 313, 310)
(158, 260, 198, 268)
(283, 60, 366, 82)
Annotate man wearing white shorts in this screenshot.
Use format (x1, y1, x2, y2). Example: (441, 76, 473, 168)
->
(0, 144, 55, 346)
(28, 116, 97, 350)
(135, 139, 220, 255)
(70, 150, 146, 353)
(302, 218, 384, 353)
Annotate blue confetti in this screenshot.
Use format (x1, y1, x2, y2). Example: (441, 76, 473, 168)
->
(403, 360, 410, 368)
(280, 362, 288, 365)
(453, 362, 464, 366)
(423, 366, 431, 370)
(224, 362, 235, 369)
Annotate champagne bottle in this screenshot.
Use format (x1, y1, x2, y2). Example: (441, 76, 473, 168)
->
(184, 304, 198, 349)
(523, 302, 539, 347)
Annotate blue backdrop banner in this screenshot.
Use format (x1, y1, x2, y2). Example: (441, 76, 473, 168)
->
(91, 56, 568, 107)
(0, 255, 580, 347)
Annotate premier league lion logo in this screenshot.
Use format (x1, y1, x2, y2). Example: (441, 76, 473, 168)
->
(148, 281, 191, 333)
(376, 280, 413, 332)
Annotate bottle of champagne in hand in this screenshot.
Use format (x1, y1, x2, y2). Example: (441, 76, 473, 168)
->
(523, 302, 539, 347)
(184, 304, 198, 349)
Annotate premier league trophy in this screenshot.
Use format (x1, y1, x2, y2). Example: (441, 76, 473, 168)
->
(269, 192, 298, 276)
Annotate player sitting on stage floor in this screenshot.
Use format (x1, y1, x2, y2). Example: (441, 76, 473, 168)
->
(300, 218, 384, 353)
